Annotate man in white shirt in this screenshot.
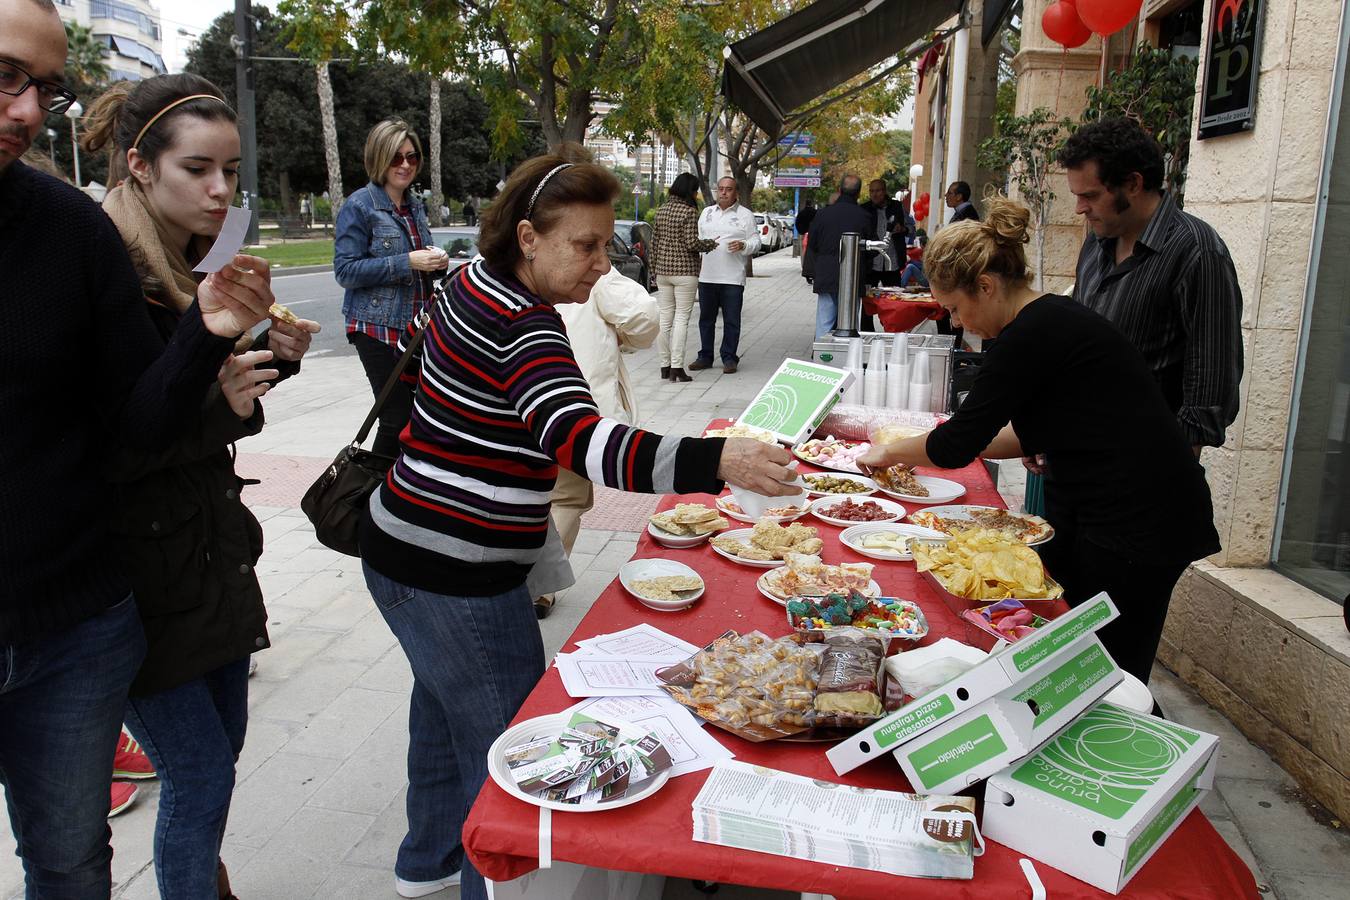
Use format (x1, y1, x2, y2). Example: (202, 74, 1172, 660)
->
(691, 177, 760, 374)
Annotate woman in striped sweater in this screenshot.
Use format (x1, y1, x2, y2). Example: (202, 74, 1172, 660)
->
(359, 145, 795, 900)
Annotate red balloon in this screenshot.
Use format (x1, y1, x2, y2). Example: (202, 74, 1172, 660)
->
(1042, 1, 1092, 48)
(1075, 0, 1141, 36)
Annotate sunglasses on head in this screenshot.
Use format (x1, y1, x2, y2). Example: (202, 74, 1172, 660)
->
(389, 151, 421, 168)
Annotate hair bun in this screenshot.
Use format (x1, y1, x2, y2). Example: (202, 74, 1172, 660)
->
(984, 198, 1031, 248)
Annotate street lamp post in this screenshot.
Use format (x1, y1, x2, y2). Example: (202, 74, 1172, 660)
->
(66, 101, 82, 189)
(46, 128, 57, 169)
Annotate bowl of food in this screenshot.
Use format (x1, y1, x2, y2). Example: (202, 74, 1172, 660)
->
(619, 559, 705, 612)
(838, 522, 948, 561)
(647, 503, 729, 548)
(786, 591, 929, 644)
(810, 496, 905, 527)
(802, 472, 877, 497)
(716, 494, 811, 525)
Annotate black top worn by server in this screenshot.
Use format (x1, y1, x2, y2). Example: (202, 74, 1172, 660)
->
(926, 294, 1220, 564)
(0, 161, 235, 645)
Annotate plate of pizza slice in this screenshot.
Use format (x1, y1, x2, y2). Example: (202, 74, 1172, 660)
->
(907, 505, 1054, 546)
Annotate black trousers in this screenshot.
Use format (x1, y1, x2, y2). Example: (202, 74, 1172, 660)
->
(348, 331, 415, 459)
(1036, 508, 1189, 685)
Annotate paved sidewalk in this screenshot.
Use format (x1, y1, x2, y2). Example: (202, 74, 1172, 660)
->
(3, 252, 1345, 900)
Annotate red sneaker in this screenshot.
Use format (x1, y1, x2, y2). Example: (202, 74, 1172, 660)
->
(113, 732, 156, 780)
(108, 782, 139, 818)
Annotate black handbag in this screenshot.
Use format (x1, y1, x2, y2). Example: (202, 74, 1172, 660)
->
(301, 310, 429, 556)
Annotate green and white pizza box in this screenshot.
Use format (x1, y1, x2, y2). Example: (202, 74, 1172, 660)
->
(982, 702, 1220, 895)
(827, 592, 1120, 777)
(890, 636, 1123, 795)
(735, 358, 855, 445)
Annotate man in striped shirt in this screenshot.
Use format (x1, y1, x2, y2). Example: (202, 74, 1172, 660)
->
(1061, 118, 1243, 453)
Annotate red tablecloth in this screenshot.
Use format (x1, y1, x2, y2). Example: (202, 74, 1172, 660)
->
(864, 292, 945, 333)
(464, 432, 1259, 899)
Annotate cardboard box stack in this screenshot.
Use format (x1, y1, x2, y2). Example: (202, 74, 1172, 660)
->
(826, 593, 1222, 894)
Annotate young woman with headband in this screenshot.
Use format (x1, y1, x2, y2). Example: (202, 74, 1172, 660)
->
(82, 72, 321, 900)
(357, 144, 795, 899)
(859, 197, 1220, 686)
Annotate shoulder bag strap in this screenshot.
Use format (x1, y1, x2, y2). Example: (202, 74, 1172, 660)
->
(352, 306, 431, 449)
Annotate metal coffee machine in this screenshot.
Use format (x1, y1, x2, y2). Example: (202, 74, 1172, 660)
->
(810, 232, 955, 414)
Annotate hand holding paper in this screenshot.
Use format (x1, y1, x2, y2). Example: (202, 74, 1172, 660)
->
(198, 253, 273, 339)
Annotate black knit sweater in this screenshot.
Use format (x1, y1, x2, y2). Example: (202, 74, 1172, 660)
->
(0, 161, 236, 644)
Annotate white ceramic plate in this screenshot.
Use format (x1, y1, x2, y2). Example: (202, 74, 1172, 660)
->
(908, 504, 1055, 546)
(707, 528, 788, 568)
(756, 571, 883, 606)
(875, 474, 967, 505)
(802, 472, 878, 498)
(715, 494, 811, 525)
(487, 713, 671, 812)
(618, 558, 705, 612)
(810, 496, 906, 527)
(839, 523, 949, 561)
(646, 521, 715, 550)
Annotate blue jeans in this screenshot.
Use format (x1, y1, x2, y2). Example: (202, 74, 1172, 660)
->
(123, 657, 250, 900)
(696, 282, 744, 365)
(815, 292, 837, 339)
(364, 564, 545, 900)
(0, 594, 145, 900)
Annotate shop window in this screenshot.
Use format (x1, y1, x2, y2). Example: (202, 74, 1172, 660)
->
(1274, 22, 1350, 606)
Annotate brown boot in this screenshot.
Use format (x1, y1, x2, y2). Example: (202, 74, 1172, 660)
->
(218, 860, 239, 900)
(535, 594, 556, 619)
(669, 368, 692, 382)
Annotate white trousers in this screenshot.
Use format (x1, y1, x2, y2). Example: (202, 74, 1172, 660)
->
(655, 274, 699, 368)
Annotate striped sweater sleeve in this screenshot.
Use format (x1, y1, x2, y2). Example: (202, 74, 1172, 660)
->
(499, 305, 723, 495)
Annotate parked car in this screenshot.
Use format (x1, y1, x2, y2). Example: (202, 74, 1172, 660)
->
(428, 226, 480, 274)
(753, 214, 776, 254)
(614, 218, 655, 290)
(608, 230, 651, 289)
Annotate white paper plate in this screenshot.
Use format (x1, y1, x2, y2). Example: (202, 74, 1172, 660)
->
(646, 521, 715, 550)
(810, 496, 906, 527)
(909, 505, 1055, 546)
(839, 523, 949, 561)
(802, 472, 878, 498)
(708, 528, 788, 568)
(487, 713, 671, 812)
(876, 475, 967, 505)
(619, 559, 705, 611)
(756, 571, 883, 606)
(715, 495, 811, 525)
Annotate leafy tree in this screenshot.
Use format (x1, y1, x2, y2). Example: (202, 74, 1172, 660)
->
(64, 21, 108, 91)
(186, 7, 506, 212)
(1080, 43, 1199, 201)
(277, 0, 352, 209)
(977, 107, 1072, 289)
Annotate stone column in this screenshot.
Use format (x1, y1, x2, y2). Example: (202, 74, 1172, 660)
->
(1011, 0, 1105, 292)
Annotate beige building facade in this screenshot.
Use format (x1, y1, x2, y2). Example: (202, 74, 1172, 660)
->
(1003, 0, 1350, 821)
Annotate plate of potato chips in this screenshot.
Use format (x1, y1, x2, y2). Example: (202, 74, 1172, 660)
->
(911, 529, 1063, 602)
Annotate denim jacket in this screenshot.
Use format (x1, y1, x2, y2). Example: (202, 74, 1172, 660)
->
(334, 181, 434, 328)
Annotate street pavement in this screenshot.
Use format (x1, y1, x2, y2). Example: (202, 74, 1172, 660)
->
(3, 251, 1346, 900)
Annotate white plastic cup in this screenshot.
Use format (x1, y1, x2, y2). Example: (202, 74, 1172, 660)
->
(908, 349, 931, 412)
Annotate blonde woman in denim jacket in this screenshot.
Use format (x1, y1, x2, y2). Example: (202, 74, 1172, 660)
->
(334, 118, 448, 456)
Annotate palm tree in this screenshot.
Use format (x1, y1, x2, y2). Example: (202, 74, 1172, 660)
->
(64, 21, 109, 89)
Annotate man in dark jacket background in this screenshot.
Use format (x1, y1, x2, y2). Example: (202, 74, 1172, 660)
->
(946, 181, 980, 222)
(805, 174, 871, 338)
(860, 178, 911, 278)
(0, 2, 272, 893)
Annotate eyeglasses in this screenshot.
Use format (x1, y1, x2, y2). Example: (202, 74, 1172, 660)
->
(0, 60, 78, 115)
(389, 151, 421, 168)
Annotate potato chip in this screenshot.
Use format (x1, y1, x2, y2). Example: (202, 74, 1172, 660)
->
(912, 529, 1061, 600)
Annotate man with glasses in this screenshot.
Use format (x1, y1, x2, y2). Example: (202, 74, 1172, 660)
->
(0, 2, 272, 894)
(692, 176, 759, 374)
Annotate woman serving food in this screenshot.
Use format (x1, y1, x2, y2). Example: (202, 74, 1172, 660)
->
(857, 197, 1219, 686)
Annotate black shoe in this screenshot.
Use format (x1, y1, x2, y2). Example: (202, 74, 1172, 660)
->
(534, 595, 555, 619)
(722, 362, 738, 374)
(670, 368, 692, 382)
(660, 366, 671, 379)
(689, 359, 712, 371)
